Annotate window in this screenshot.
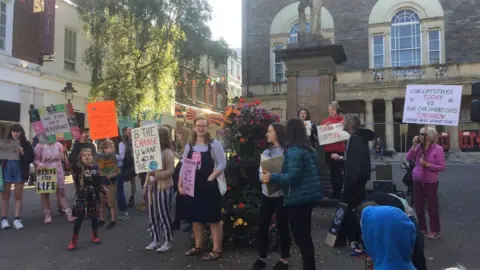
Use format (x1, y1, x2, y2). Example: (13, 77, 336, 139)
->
(64, 28, 77, 71)
(216, 93, 224, 109)
(274, 44, 284, 82)
(390, 9, 421, 67)
(196, 85, 204, 102)
(229, 60, 234, 76)
(236, 64, 240, 78)
(0, 2, 6, 50)
(289, 21, 310, 43)
(428, 29, 440, 64)
(372, 34, 384, 68)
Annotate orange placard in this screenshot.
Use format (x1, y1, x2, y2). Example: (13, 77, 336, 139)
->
(86, 101, 119, 140)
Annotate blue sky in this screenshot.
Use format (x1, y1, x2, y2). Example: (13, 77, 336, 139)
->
(208, 0, 242, 49)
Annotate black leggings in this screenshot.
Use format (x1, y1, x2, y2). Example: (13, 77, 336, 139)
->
(325, 152, 344, 199)
(288, 203, 316, 270)
(257, 195, 290, 259)
(73, 216, 99, 235)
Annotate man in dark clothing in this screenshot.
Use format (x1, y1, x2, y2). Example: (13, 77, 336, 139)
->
(331, 114, 375, 250)
(356, 192, 428, 270)
(69, 128, 97, 191)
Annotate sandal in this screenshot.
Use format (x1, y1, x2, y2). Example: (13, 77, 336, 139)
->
(426, 232, 440, 240)
(202, 251, 222, 261)
(185, 247, 203, 256)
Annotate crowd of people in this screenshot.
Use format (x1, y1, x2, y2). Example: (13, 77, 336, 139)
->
(0, 101, 459, 270)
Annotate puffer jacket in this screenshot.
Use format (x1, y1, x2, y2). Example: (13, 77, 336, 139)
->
(406, 144, 445, 183)
(270, 146, 322, 206)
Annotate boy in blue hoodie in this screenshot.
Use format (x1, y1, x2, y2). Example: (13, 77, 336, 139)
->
(361, 206, 416, 270)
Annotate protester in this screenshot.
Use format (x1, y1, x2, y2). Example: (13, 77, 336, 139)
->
(68, 148, 102, 251)
(34, 141, 76, 224)
(172, 126, 192, 231)
(69, 128, 97, 192)
(116, 128, 130, 221)
(321, 101, 345, 199)
(1, 124, 34, 230)
(360, 205, 417, 270)
(372, 137, 385, 160)
(331, 114, 375, 252)
(297, 108, 318, 148)
(98, 139, 119, 230)
(356, 192, 427, 270)
(251, 123, 290, 270)
(406, 126, 445, 240)
(179, 116, 226, 261)
(145, 127, 176, 253)
(262, 118, 322, 270)
(121, 127, 137, 208)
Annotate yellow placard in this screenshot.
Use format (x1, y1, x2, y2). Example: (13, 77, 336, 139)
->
(36, 167, 57, 194)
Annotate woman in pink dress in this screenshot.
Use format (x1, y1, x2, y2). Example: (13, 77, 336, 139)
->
(34, 141, 76, 224)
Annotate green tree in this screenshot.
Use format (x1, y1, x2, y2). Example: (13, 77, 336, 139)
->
(74, 0, 229, 118)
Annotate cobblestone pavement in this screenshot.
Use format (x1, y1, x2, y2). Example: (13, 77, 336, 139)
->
(0, 165, 479, 270)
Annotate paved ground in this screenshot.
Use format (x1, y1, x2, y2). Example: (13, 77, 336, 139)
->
(0, 165, 479, 270)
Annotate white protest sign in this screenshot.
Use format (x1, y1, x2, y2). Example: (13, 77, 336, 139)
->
(182, 159, 196, 197)
(317, 123, 350, 146)
(304, 121, 312, 136)
(36, 167, 57, 194)
(402, 84, 462, 126)
(0, 139, 20, 160)
(132, 124, 163, 173)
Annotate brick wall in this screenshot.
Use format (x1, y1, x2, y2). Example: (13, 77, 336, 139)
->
(243, 0, 480, 85)
(12, 1, 43, 64)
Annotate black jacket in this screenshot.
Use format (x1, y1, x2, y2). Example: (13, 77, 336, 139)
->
(344, 128, 375, 184)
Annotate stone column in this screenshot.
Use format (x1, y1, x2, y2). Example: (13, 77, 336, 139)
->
(385, 98, 395, 151)
(365, 98, 374, 148)
(445, 125, 460, 151)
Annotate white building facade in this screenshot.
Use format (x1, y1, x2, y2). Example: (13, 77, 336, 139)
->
(0, 0, 91, 139)
(227, 53, 242, 103)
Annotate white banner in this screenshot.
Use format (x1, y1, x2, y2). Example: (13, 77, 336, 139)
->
(317, 123, 350, 146)
(132, 124, 163, 174)
(402, 84, 462, 126)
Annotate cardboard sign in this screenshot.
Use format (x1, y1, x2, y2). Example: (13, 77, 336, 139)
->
(0, 139, 20, 160)
(29, 104, 79, 144)
(132, 124, 163, 173)
(98, 153, 120, 176)
(325, 202, 348, 247)
(182, 159, 196, 197)
(87, 101, 119, 140)
(304, 121, 312, 136)
(36, 167, 57, 194)
(317, 124, 350, 146)
(402, 84, 463, 126)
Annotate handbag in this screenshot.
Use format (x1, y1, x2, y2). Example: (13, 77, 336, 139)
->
(210, 141, 227, 196)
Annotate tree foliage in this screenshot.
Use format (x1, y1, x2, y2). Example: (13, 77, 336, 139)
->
(74, 0, 230, 118)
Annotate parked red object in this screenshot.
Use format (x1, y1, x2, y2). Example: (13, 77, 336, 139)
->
(438, 132, 450, 151)
(458, 131, 477, 150)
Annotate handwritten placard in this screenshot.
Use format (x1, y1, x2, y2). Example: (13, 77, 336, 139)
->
(98, 153, 120, 176)
(304, 121, 312, 136)
(36, 167, 57, 194)
(182, 159, 196, 197)
(29, 104, 78, 144)
(87, 101, 119, 140)
(317, 123, 350, 146)
(132, 124, 163, 173)
(402, 84, 463, 126)
(0, 139, 20, 160)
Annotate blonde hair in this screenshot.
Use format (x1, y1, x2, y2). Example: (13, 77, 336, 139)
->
(101, 139, 115, 151)
(77, 148, 94, 189)
(420, 126, 438, 142)
(177, 126, 191, 147)
(190, 116, 211, 146)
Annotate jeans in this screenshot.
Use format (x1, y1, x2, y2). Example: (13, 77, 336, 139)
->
(257, 195, 290, 259)
(288, 203, 316, 270)
(116, 166, 127, 212)
(413, 181, 440, 233)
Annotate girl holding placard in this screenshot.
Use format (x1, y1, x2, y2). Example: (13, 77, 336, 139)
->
(34, 141, 76, 224)
(298, 108, 318, 148)
(1, 124, 34, 230)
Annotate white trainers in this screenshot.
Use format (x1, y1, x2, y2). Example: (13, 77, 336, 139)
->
(145, 241, 159, 250)
(1, 219, 10, 230)
(156, 242, 171, 253)
(13, 219, 24, 230)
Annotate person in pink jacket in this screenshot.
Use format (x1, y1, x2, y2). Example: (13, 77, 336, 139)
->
(406, 126, 445, 240)
(34, 141, 76, 224)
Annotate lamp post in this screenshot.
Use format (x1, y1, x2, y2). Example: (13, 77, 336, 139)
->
(61, 82, 77, 103)
(181, 107, 187, 126)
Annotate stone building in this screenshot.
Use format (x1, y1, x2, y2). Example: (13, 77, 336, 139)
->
(242, 0, 480, 152)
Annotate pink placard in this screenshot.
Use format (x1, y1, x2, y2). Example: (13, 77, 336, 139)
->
(182, 159, 196, 197)
(32, 121, 45, 134)
(71, 127, 81, 140)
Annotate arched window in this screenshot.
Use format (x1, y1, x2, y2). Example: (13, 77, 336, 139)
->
(390, 9, 421, 67)
(289, 21, 310, 43)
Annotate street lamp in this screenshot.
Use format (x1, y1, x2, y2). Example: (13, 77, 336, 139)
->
(61, 82, 77, 103)
(181, 106, 187, 126)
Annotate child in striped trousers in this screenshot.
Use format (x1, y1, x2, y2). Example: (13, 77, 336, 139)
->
(144, 127, 176, 252)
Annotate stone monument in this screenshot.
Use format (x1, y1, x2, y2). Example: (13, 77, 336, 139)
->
(274, 3, 347, 201)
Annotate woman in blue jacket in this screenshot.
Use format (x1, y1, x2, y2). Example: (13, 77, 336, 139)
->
(262, 118, 322, 270)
